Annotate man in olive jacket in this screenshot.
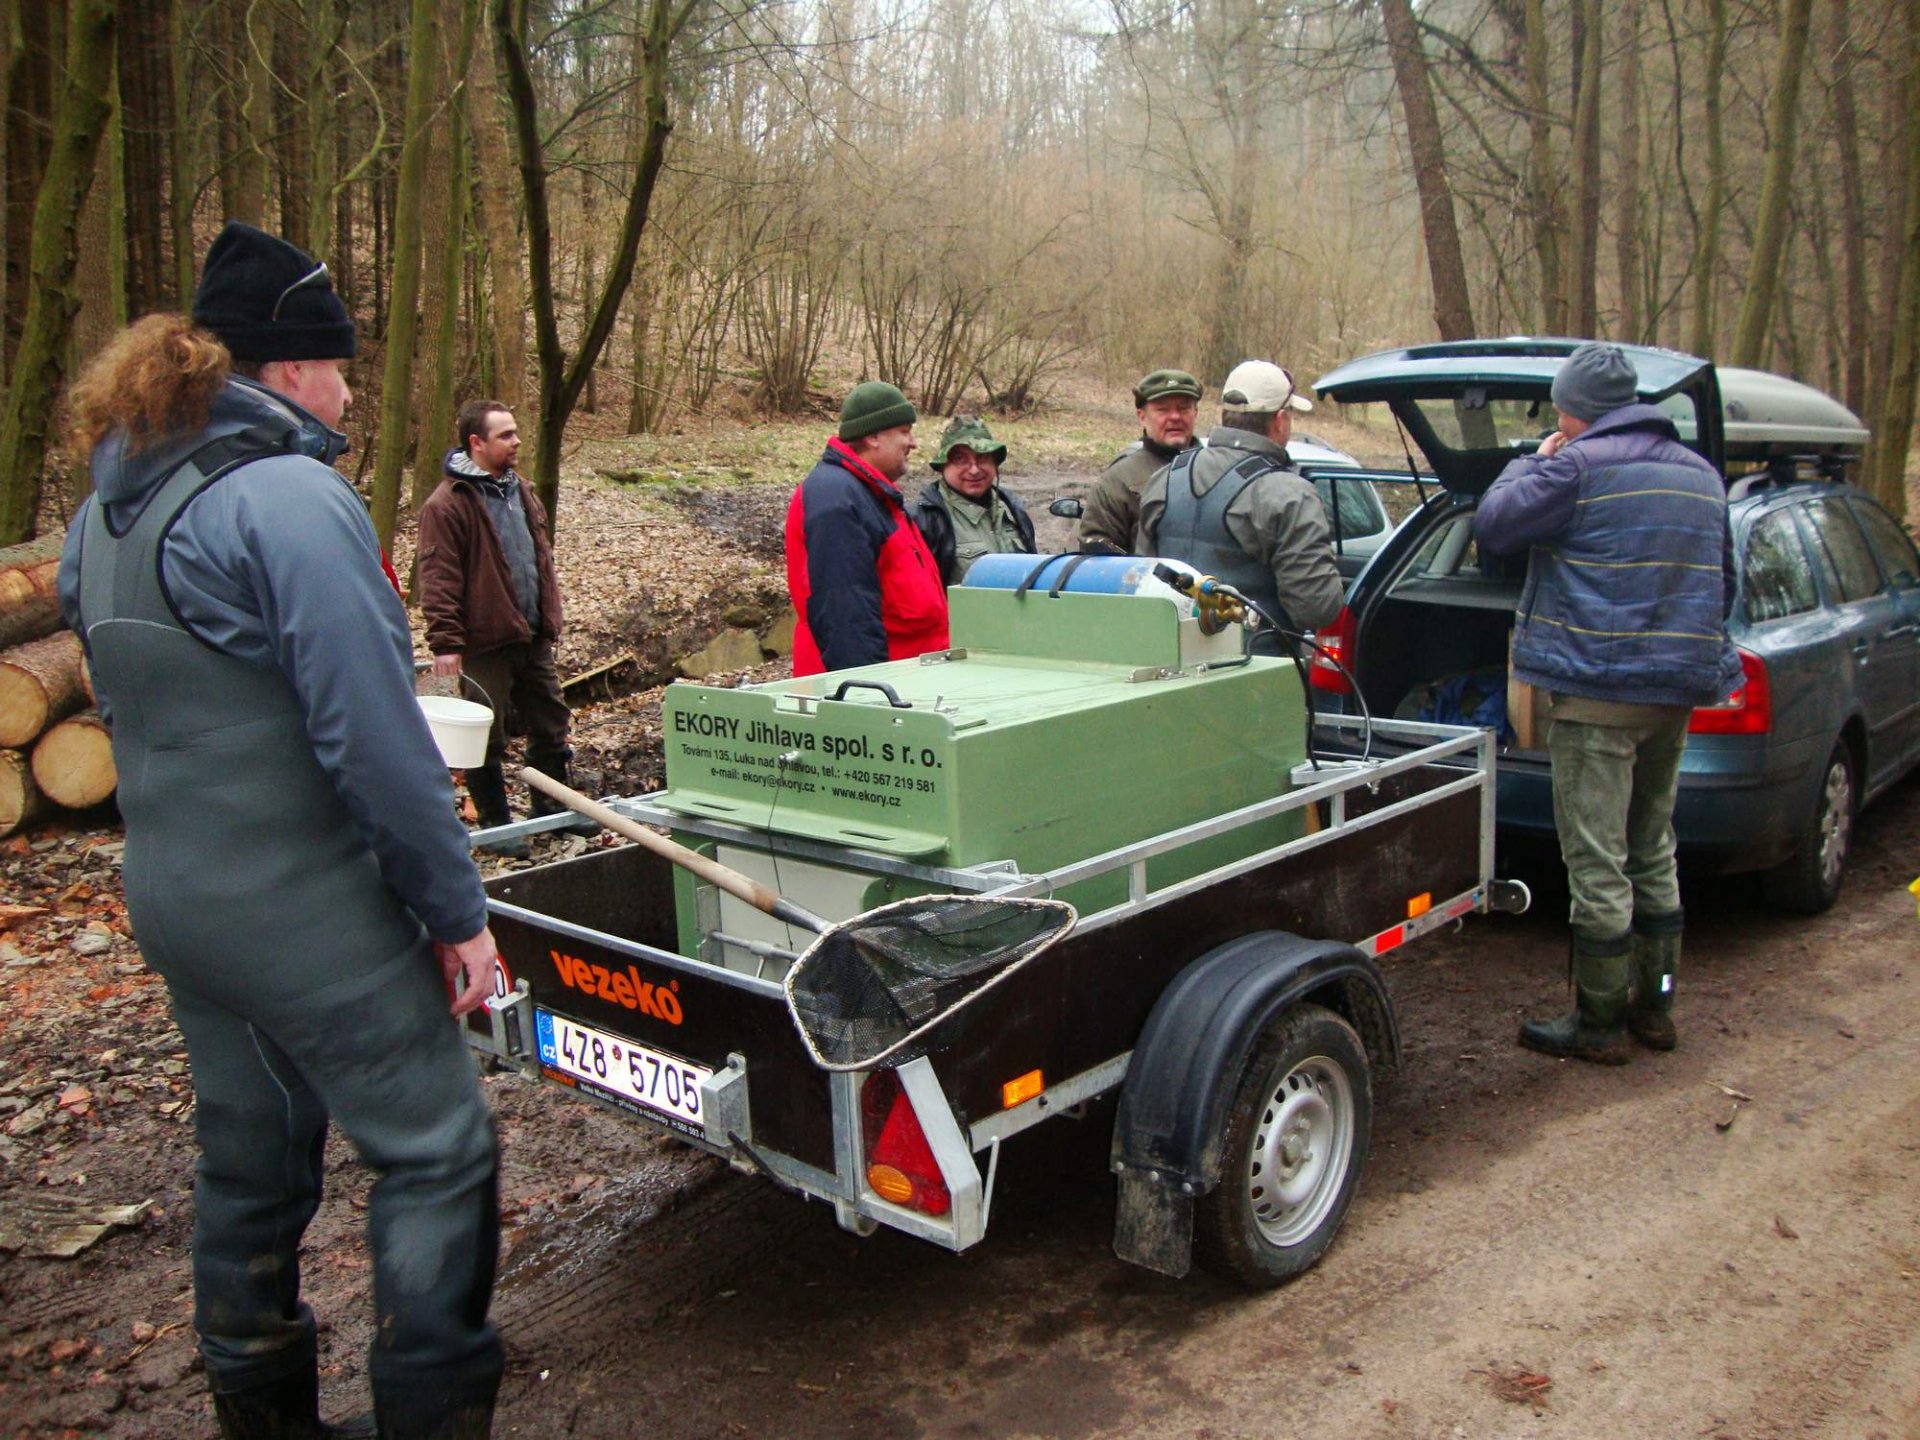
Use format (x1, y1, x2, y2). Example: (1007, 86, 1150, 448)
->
(417, 400, 573, 840)
(908, 415, 1037, 584)
(1076, 369, 1204, 553)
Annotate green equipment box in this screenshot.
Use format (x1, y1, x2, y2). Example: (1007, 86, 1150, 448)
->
(653, 585, 1309, 964)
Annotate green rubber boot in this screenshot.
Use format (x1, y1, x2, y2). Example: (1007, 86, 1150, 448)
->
(1628, 909, 1682, 1051)
(1518, 929, 1632, 1065)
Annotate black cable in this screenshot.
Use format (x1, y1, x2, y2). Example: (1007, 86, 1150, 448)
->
(1150, 563, 1375, 766)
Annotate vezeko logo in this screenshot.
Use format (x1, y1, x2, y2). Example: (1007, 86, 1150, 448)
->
(549, 949, 684, 1025)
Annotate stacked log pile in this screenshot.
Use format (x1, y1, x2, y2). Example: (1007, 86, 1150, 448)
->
(0, 535, 115, 837)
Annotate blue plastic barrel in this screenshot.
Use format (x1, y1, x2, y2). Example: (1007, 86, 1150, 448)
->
(962, 553, 1174, 595)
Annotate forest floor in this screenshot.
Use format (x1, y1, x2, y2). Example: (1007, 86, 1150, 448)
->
(3, 394, 1918, 1438)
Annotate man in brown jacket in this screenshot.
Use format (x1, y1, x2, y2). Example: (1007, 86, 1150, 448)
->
(418, 400, 573, 844)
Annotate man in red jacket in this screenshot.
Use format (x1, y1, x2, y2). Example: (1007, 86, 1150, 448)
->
(785, 382, 950, 676)
(418, 400, 574, 844)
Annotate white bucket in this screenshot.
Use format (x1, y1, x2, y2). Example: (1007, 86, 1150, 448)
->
(417, 695, 493, 769)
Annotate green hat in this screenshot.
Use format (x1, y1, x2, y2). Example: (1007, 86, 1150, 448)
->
(838, 381, 917, 441)
(929, 415, 1009, 469)
(1132, 369, 1203, 407)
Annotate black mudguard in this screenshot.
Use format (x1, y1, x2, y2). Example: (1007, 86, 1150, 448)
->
(1110, 931, 1398, 1277)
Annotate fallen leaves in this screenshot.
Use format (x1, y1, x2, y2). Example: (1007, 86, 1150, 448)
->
(1473, 1362, 1553, 1410)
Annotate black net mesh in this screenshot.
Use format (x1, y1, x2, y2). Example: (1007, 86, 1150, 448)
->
(783, 896, 1076, 1070)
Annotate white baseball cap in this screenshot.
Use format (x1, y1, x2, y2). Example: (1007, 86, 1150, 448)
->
(1221, 360, 1313, 415)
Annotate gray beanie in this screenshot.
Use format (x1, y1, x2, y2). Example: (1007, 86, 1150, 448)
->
(1550, 343, 1639, 421)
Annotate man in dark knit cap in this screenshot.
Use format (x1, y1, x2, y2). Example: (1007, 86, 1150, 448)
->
(1076, 368, 1204, 553)
(785, 381, 949, 675)
(1477, 341, 1740, 1066)
(418, 400, 573, 855)
(59, 221, 503, 1438)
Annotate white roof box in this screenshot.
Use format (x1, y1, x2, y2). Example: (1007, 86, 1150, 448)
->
(1719, 367, 1868, 459)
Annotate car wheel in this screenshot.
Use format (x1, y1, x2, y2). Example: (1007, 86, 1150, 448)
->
(1194, 1004, 1371, 1289)
(1767, 742, 1856, 915)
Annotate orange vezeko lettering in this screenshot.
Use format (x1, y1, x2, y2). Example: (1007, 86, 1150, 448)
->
(549, 950, 684, 1025)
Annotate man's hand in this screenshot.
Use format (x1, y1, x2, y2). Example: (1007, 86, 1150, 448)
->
(438, 926, 499, 1016)
(432, 652, 463, 679)
(1537, 430, 1570, 458)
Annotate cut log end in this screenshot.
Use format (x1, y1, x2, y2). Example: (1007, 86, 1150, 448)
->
(0, 630, 88, 747)
(0, 749, 48, 837)
(30, 711, 116, 810)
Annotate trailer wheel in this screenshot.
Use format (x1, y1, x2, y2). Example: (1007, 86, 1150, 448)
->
(1194, 1003, 1371, 1289)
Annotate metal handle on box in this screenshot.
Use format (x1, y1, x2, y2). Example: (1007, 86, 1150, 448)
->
(826, 679, 912, 708)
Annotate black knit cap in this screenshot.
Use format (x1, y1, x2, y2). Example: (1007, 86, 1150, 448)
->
(192, 220, 357, 363)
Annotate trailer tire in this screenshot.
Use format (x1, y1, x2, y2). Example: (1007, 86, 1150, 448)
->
(1193, 1003, 1371, 1289)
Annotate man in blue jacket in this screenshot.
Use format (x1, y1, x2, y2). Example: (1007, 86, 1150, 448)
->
(60, 223, 502, 1437)
(1476, 343, 1741, 1064)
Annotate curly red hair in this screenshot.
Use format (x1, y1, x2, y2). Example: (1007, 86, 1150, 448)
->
(66, 314, 231, 457)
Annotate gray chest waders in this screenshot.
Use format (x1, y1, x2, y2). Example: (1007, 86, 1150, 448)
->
(73, 434, 424, 979)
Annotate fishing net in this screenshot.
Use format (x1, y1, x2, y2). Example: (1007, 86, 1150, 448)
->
(783, 895, 1076, 1070)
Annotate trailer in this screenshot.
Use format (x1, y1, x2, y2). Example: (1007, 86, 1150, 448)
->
(466, 557, 1528, 1285)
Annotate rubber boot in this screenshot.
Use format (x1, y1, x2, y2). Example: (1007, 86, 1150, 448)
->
(1628, 908, 1682, 1051)
(464, 764, 527, 858)
(374, 1370, 499, 1440)
(1518, 928, 1633, 1065)
(524, 745, 596, 834)
(212, 1368, 376, 1439)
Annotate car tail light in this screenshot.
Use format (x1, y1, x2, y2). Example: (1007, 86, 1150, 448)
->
(1689, 649, 1771, 734)
(860, 1070, 951, 1216)
(1310, 606, 1357, 694)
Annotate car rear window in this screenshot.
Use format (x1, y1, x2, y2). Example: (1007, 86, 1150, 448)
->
(1742, 512, 1820, 623)
(1803, 498, 1885, 603)
(1408, 396, 1553, 454)
(1310, 474, 1388, 540)
(1850, 501, 1920, 588)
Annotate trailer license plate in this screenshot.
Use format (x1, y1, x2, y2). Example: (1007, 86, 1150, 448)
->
(535, 1009, 710, 1127)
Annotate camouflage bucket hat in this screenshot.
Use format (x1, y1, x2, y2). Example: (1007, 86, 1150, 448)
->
(930, 415, 1009, 469)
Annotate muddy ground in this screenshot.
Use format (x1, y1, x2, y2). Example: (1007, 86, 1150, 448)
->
(3, 467, 1919, 1439)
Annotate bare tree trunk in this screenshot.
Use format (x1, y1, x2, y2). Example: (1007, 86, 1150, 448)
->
(410, 0, 477, 514)
(71, 33, 125, 504)
(272, 7, 309, 247)
(225, 0, 269, 227)
(468, 19, 527, 417)
(301, 0, 334, 258)
(1523, 0, 1566, 333)
(1730, 0, 1815, 369)
(495, 0, 691, 527)
(1614, 0, 1645, 340)
(0, 0, 118, 545)
(368, 0, 441, 551)
(1380, 0, 1477, 339)
(168, 0, 197, 305)
(118, 0, 168, 314)
(1827, 0, 1869, 414)
(1565, 0, 1602, 335)
(1201, 128, 1257, 384)
(1688, 0, 1727, 357)
(1868, 0, 1920, 516)
(5, 1, 57, 376)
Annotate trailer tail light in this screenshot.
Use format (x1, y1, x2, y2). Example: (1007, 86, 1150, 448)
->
(860, 1070, 951, 1216)
(1689, 649, 1771, 735)
(1310, 607, 1357, 694)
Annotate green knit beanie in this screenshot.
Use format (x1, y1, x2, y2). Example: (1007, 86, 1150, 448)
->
(838, 381, 917, 441)
(930, 415, 1008, 469)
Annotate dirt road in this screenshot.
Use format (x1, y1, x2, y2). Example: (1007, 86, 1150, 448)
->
(12, 781, 1912, 1437)
(467, 781, 1920, 1440)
